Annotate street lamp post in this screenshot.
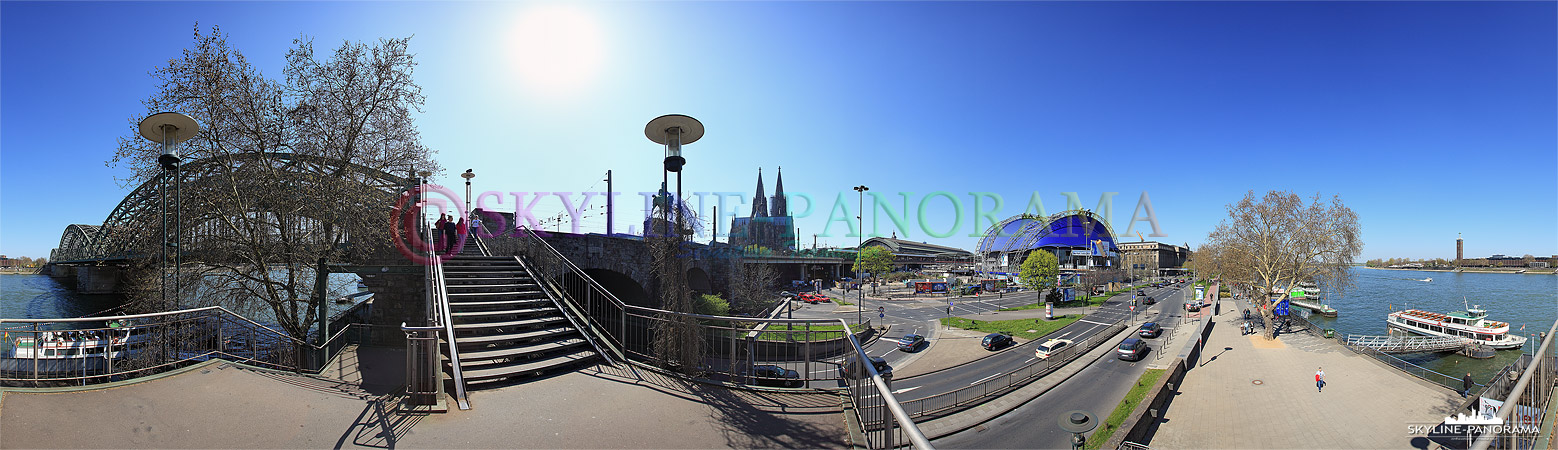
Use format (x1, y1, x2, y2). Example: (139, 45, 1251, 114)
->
(460, 169, 475, 217)
(1058, 410, 1099, 450)
(138, 112, 200, 308)
(853, 185, 869, 325)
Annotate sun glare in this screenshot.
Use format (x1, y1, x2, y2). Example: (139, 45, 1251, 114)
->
(507, 5, 607, 97)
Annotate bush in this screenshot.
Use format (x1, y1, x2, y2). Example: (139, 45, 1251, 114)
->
(693, 294, 730, 316)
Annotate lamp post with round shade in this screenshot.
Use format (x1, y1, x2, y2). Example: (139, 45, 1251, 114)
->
(644, 115, 704, 239)
(138, 112, 200, 307)
(853, 185, 868, 325)
(1058, 410, 1098, 450)
(460, 169, 475, 217)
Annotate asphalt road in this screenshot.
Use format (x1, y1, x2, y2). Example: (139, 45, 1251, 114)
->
(933, 285, 1193, 449)
(786, 282, 1189, 400)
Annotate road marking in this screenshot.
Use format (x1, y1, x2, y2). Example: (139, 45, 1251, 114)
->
(892, 386, 921, 394)
(1079, 319, 1112, 326)
(969, 372, 1003, 385)
(1023, 357, 1035, 364)
(878, 347, 897, 357)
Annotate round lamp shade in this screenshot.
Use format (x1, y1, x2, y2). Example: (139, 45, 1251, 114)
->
(644, 114, 704, 145)
(138, 112, 201, 144)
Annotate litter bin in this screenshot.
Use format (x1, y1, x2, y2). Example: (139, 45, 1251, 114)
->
(1324, 329, 1335, 339)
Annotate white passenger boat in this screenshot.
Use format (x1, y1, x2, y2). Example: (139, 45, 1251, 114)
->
(1, 326, 148, 375)
(1386, 306, 1527, 350)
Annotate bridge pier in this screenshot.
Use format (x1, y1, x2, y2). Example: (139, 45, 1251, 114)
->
(48, 264, 74, 281)
(74, 266, 123, 294)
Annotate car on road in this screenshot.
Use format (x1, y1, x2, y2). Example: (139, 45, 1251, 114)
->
(981, 333, 1014, 350)
(1034, 338, 1073, 359)
(1138, 290, 1147, 296)
(843, 355, 892, 379)
(1186, 301, 1201, 312)
(780, 291, 796, 300)
(1138, 322, 1162, 338)
(751, 364, 803, 388)
(1143, 296, 1155, 305)
(1117, 338, 1147, 361)
(897, 334, 926, 352)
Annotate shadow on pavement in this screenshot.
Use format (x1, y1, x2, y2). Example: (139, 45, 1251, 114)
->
(585, 363, 847, 448)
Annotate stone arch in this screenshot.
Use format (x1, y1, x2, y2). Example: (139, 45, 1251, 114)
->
(582, 268, 650, 308)
(686, 267, 712, 294)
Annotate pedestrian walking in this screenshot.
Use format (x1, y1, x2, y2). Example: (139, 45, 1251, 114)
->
(442, 215, 457, 251)
(435, 214, 449, 251)
(1463, 372, 1475, 398)
(470, 211, 484, 237)
(1316, 367, 1326, 392)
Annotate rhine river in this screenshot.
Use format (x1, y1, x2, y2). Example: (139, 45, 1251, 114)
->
(0, 273, 366, 327)
(1300, 267, 1557, 385)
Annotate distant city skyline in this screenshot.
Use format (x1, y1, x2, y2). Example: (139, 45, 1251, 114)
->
(2, 1, 1554, 261)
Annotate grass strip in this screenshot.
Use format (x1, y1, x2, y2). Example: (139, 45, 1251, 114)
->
(1085, 368, 1167, 449)
(938, 314, 1082, 341)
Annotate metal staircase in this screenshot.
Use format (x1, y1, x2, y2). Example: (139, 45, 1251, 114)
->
(439, 235, 600, 395)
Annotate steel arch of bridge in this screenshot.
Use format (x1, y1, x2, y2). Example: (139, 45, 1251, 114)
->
(51, 153, 412, 264)
(974, 209, 1118, 274)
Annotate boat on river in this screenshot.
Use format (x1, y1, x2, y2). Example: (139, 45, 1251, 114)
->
(1387, 306, 1527, 350)
(1, 326, 149, 375)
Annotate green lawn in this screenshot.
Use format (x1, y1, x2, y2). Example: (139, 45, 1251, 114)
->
(754, 323, 865, 341)
(1086, 368, 1167, 449)
(998, 302, 1046, 311)
(938, 314, 1082, 340)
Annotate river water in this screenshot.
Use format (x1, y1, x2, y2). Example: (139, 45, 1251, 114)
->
(0, 273, 366, 328)
(1297, 267, 1557, 386)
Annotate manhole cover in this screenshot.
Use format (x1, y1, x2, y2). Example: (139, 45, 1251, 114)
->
(1252, 379, 1264, 385)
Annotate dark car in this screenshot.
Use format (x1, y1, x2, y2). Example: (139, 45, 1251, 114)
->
(1138, 322, 1162, 338)
(1138, 290, 1147, 296)
(751, 364, 803, 388)
(843, 355, 893, 379)
(981, 333, 1014, 350)
(1143, 296, 1156, 305)
(1117, 338, 1147, 361)
(897, 334, 926, 352)
(1186, 302, 1202, 312)
(780, 291, 796, 300)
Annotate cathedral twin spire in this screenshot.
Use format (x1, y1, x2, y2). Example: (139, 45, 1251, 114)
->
(748, 167, 787, 218)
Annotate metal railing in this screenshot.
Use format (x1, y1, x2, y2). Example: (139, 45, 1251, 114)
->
(1340, 335, 1487, 391)
(896, 318, 1129, 419)
(401, 323, 442, 406)
(0, 305, 372, 387)
(1470, 322, 1557, 450)
(492, 226, 930, 448)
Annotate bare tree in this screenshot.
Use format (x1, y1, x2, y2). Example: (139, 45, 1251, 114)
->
(1204, 191, 1362, 339)
(106, 25, 437, 341)
(647, 197, 703, 375)
(727, 260, 778, 316)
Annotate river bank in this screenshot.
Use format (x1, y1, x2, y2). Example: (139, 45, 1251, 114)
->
(1362, 266, 1557, 275)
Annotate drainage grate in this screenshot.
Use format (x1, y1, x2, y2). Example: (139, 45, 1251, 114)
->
(1252, 379, 1264, 385)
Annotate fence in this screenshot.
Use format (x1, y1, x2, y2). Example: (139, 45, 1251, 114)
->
(896, 318, 1129, 419)
(1339, 334, 1487, 392)
(493, 226, 929, 448)
(1470, 322, 1556, 450)
(0, 305, 376, 387)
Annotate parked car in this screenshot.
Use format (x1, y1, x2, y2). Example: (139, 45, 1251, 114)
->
(1034, 338, 1073, 359)
(843, 355, 892, 379)
(780, 291, 796, 300)
(897, 334, 926, 352)
(1138, 322, 1162, 338)
(1117, 338, 1147, 361)
(981, 333, 1014, 350)
(751, 364, 803, 388)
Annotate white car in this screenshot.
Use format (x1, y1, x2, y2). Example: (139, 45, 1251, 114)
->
(1035, 338, 1073, 359)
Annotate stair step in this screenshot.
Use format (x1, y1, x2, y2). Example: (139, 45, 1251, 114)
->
(441, 270, 529, 276)
(450, 306, 556, 318)
(453, 316, 567, 331)
(446, 298, 552, 309)
(445, 284, 536, 291)
(448, 290, 546, 297)
(445, 277, 532, 284)
(456, 337, 589, 361)
(452, 326, 577, 345)
(457, 350, 599, 382)
(445, 256, 513, 261)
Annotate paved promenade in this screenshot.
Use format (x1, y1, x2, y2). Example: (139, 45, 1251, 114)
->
(1150, 300, 1465, 448)
(0, 347, 847, 449)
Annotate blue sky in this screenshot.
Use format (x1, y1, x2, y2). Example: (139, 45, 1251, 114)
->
(2, 1, 1554, 261)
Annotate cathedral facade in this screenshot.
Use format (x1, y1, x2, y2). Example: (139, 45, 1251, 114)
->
(729, 168, 795, 251)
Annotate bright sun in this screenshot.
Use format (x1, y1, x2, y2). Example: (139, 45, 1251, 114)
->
(507, 5, 607, 97)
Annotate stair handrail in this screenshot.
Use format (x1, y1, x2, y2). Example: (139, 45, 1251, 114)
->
(513, 226, 631, 313)
(512, 255, 626, 366)
(433, 257, 470, 410)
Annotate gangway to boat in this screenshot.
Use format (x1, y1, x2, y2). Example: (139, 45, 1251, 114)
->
(1343, 334, 1470, 353)
(1289, 299, 1324, 311)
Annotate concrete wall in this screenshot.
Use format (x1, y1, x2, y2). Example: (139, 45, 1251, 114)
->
(74, 266, 121, 294)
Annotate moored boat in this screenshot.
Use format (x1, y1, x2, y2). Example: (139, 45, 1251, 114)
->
(1386, 306, 1527, 350)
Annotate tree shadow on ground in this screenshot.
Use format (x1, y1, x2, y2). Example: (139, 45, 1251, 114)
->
(585, 363, 848, 448)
